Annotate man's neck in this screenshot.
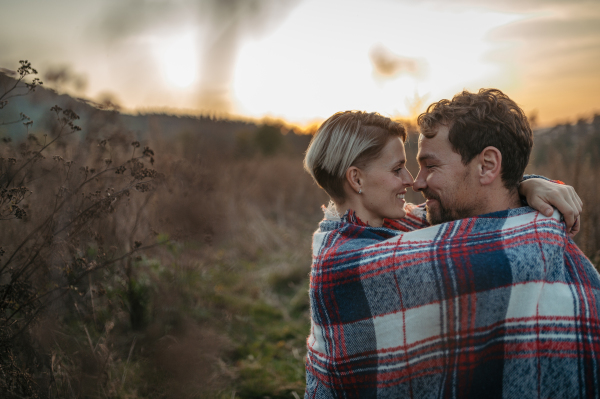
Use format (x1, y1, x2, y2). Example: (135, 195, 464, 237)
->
(475, 187, 522, 216)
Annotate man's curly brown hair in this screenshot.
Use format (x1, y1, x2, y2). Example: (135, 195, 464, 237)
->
(418, 88, 533, 191)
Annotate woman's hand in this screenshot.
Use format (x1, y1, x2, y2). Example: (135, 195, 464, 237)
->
(520, 178, 582, 237)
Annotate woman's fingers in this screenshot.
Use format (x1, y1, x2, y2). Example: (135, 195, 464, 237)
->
(569, 216, 581, 238)
(570, 188, 583, 214)
(527, 195, 554, 217)
(555, 185, 582, 236)
(567, 186, 582, 238)
(521, 178, 583, 237)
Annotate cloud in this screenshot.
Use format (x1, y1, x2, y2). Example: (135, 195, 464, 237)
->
(91, 0, 300, 113)
(488, 13, 600, 73)
(490, 17, 600, 41)
(479, 2, 600, 124)
(193, 0, 300, 112)
(390, 0, 598, 12)
(369, 44, 427, 80)
(92, 0, 195, 44)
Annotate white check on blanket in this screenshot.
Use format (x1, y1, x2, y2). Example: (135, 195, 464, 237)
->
(306, 206, 600, 399)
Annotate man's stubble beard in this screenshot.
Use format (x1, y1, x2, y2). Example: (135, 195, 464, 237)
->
(422, 169, 478, 225)
(423, 189, 476, 225)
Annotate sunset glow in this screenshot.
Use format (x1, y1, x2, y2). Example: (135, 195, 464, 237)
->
(160, 33, 198, 88)
(1, 0, 599, 127)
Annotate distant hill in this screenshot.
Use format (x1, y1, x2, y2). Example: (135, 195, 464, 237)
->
(531, 115, 600, 167)
(3, 71, 597, 163)
(0, 72, 311, 157)
(535, 116, 600, 143)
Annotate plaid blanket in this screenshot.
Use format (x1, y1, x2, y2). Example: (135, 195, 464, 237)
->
(305, 206, 600, 399)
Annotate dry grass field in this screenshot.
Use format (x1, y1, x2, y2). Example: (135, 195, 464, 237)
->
(0, 63, 598, 398)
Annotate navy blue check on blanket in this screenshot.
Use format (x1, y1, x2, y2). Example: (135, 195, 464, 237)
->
(305, 206, 600, 399)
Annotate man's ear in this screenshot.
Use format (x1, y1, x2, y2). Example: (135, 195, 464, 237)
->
(477, 146, 502, 185)
(345, 166, 363, 194)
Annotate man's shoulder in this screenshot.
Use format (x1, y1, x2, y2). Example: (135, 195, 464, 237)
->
(392, 206, 566, 244)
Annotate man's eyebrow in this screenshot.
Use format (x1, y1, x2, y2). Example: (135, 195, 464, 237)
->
(417, 153, 439, 163)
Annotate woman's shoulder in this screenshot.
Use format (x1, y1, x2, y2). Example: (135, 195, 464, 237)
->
(312, 205, 401, 259)
(321, 201, 421, 230)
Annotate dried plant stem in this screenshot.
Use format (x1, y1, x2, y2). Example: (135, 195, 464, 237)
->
(89, 274, 96, 325)
(121, 336, 137, 388)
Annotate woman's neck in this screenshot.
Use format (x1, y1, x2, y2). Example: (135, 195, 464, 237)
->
(333, 200, 383, 227)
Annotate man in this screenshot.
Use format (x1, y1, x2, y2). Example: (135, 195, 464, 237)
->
(414, 89, 580, 230)
(305, 89, 599, 398)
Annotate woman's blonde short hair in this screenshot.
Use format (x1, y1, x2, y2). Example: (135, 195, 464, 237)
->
(303, 111, 407, 201)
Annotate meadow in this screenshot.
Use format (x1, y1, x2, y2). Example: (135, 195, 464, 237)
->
(0, 62, 598, 398)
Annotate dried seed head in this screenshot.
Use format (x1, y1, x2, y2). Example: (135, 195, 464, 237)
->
(62, 109, 79, 121)
(143, 146, 154, 157)
(14, 206, 26, 219)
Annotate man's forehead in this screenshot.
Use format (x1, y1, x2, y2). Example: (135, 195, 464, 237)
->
(417, 134, 435, 153)
(417, 132, 450, 161)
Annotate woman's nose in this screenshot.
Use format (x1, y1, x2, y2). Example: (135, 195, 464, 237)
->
(403, 168, 414, 187)
(413, 169, 426, 192)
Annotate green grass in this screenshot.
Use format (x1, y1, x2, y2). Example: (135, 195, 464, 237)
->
(198, 251, 310, 398)
(118, 236, 313, 398)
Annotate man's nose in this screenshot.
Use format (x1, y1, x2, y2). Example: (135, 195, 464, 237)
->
(413, 169, 426, 192)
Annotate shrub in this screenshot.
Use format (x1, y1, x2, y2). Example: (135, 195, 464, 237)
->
(0, 61, 162, 397)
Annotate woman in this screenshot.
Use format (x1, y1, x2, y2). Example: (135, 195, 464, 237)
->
(302, 110, 585, 397)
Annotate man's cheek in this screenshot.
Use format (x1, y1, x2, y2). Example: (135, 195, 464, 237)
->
(426, 201, 438, 215)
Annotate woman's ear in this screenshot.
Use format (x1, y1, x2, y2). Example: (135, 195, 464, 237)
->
(478, 146, 502, 185)
(345, 166, 363, 194)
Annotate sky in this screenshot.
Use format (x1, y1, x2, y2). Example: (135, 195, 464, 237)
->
(1, 0, 599, 128)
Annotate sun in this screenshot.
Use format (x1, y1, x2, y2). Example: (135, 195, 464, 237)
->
(161, 33, 198, 88)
